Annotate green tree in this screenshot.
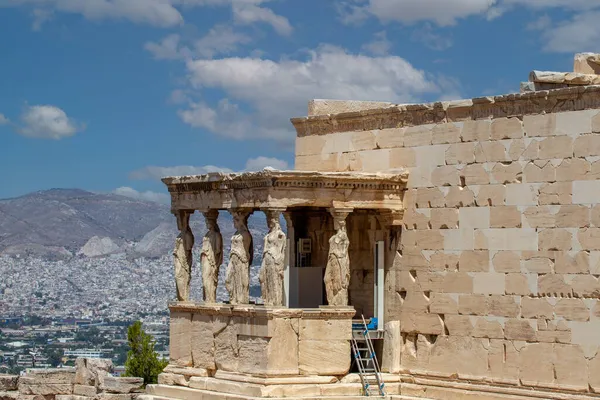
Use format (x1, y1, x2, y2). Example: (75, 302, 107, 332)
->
(123, 321, 167, 386)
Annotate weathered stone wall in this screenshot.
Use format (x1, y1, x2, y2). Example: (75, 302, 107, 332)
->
(293, 87, 600, 396)
(168, 304, 353, 378)
(0, 358, 142, 400)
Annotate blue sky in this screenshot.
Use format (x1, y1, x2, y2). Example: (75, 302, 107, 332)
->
(0, 0, 597, 202)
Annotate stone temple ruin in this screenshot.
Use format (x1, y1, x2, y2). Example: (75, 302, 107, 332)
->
(144, 52, 600, 400)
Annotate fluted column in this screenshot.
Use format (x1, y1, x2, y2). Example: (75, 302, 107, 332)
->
(259, 208, 287, 306)
(225, 209, 253, 304)
(200, 210, 223, 303)
(324, 209, 352, 306)
(173, 210, 194, 302)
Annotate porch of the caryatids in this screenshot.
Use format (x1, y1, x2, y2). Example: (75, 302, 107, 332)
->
(173, 210, 194, 302)
(324, 209, 352, 306)
(259, 209, 287, 306)
(225, 209, 253, 304)
(200, 209, 223, 304)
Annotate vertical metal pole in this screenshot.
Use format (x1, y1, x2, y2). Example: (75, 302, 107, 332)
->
(377, 241, 385, 325)
(284, 238, 290, 307)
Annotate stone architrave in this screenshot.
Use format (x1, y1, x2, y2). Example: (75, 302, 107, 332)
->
(259, 210, 287, 306)
(173, 210, 194, 302)
(325, 210, 352, 306)
(225, 210, 253, 304)
(201, 210, 223, 303)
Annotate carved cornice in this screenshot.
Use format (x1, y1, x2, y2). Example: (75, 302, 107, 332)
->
(162, 170, 408, 193)
(291, 85, 600, 137)
(162, 170, 407, 213)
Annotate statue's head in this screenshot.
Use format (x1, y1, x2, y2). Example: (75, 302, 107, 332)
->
(205, 210, 218, 230)
(233, 211, 247, 230)
(266, 210, 280, 230)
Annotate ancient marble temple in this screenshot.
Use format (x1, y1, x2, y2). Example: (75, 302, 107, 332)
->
(143, 53, 600, 400)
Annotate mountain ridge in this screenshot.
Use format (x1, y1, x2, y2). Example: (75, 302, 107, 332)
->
(0, 188, 267, 260)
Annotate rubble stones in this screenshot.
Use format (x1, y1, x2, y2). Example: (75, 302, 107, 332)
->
(0, 377, 18, 392)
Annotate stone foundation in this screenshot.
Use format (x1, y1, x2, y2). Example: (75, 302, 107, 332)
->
(168, 303, 354, 378)
(0, 358, 142, 400)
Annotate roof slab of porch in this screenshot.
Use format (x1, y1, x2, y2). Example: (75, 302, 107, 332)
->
(161, 169, 408, 217)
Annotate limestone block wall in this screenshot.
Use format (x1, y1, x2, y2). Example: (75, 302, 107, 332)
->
(292, 87, 600, 395)
(168, 304, 353, 378)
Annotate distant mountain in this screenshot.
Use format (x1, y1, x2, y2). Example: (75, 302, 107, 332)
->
(0, 188, 268, 260)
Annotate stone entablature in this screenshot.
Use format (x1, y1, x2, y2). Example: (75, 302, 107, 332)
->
(162, 170, 407, 213)
(168, 303, 354, 378)
(291, 85, 600, 137)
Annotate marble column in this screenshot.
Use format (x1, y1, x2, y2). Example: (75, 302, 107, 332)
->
(200, 210, 223, 303)
(173, 210, 194, 302)
(259, 209, 287, 306)
(324, 209, 352, 307)
(225, 209, 253, 304)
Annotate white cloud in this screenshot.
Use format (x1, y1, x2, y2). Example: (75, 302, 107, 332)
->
(338, 0, 496, 26)
(129, 165, 233, 180)
(537, 12, 600, 53)
(17, 105, 84, 139)
(129, 156, 290, 182)
(232, 1, 292, 35)
(5, 0, 291, 33)
(113, 187, 170, 204)
(337, 0, 600, 27)
(179, 45, 440, 143)
(361, 31, 392, 56)
(194, 24, 252, 58)
(144, 34, 190, 60)
(245, 156, 288, 171)
(145, 25, 252, 61)
(411, 23, 453, 51)
(3, 0, 184, 27)
(0, 114, 9, 125)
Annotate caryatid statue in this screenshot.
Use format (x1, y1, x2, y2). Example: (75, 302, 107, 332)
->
(201, 210, 223, 303)
(259, 210, 287, 306)
(225, 210, 253, 304)
(173, 210, 194, 302)
(324, 210, 351, 306)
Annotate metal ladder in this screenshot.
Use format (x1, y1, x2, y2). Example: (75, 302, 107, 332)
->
(351, 315, 385, 397)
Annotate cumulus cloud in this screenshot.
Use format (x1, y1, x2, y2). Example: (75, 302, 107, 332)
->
(0, 114, 9, 125)
(337, 0, 600, 27)
(113, 187, 170, 204)
(129, 165, 234, 180)
(245, 156, 288, 170)
(144, 34, 190, 60)
(178, 45, 440, 143)
(145, 25, 251, 61)
(338, 0, 496, 26)
(194, 24, 253, 58)
(232, 1, 292, 35)
(537, 12, 600, 53)
(17, 105, 84, 139)
(129, 156, 289, 182)
(4, 0, 291, 33)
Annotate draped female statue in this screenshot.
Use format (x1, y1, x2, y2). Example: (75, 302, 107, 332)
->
(259, 211, 286, 306)
(201, 210, 223, 303)
(173, 211, 194, 301)
(324, 212, 350, 306)
(225, 211, 253, 304)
